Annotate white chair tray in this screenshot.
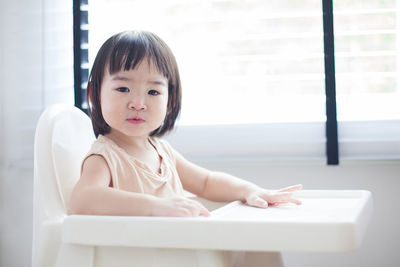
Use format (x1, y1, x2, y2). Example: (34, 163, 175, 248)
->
(62, 190, 372, 252)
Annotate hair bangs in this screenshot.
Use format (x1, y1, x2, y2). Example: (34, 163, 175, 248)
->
(107, 32, 172, 81)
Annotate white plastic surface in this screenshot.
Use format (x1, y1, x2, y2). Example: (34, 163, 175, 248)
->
(33, 104, 95, 267)
(63, 190, 372, 252)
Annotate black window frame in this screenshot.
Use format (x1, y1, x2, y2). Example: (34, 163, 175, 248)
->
(322, 0, 339, 165)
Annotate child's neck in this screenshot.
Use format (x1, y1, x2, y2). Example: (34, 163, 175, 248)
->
(105, 130, 162, 174)
(106, 130, 152, 153)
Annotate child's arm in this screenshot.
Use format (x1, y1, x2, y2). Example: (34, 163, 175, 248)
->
(69, 155, 210, 217)
(175, 151, 302, 208)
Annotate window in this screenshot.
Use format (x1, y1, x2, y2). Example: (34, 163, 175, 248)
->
(88, 0, 326, 125)
(334, 1, 400, 121)
(75, 0, 400, 162)
(333, 1, 400, 160)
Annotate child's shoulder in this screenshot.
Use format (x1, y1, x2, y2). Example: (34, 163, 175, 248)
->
(92, 134, 110, 147)
(88, 135, 121, 155)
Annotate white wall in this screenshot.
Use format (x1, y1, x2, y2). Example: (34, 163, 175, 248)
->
(0, 0, 74, 170)
(0, 0, 73, 266)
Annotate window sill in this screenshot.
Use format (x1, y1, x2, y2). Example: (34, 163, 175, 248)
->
(165, 120, 400, 162)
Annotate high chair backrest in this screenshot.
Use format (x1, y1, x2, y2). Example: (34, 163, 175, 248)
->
(33, 104, 95, 258)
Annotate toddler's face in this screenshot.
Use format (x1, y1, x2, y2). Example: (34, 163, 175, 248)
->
(100, 59, 169, 139)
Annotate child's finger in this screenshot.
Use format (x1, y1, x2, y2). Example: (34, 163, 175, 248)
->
(196, 202, 211, 217)
(288, 198, 302, 205)
(247, 195, 268, 209)
(265, 191, 291, 201)
(278, 193, 302, 205)
(278, 184, 303, 192)
(191, 199, 211, 217)
(269, 201, 288, 206)
(199, 206, 211, 217)
(267, 192, 302, 206)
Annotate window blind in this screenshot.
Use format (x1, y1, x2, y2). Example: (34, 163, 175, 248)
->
(74, 0, 89, 111)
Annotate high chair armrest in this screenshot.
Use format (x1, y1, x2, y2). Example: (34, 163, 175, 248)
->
(61, 190, 373, 252)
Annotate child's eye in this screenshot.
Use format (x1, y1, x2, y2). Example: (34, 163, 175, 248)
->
(116, 87, 130, 93)
(148, 90, 160, 96)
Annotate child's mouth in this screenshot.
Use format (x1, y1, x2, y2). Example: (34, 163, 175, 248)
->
(127, 118, 145, 124)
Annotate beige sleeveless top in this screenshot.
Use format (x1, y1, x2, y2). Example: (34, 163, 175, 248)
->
(83, 135, 184, 197)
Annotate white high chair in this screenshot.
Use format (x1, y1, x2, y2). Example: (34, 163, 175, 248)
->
(33, 104, 373, 267)
(32, 104, 283, 267)
(32, 104, 95, 267)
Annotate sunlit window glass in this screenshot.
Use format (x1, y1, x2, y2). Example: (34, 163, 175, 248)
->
(89, 0, 325, 125)
(333, 0, 400, 121)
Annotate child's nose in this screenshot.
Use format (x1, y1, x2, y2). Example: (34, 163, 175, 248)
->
(128, 95, 146, 111)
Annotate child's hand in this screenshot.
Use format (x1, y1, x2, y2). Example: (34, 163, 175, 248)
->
(152, 196, 211, 217)
(244, 184, 303, 209)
